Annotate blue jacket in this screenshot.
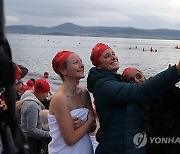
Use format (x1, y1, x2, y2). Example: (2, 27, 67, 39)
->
(87, 65, 180, 154)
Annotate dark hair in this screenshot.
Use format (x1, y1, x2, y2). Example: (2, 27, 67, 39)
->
(30, 78, 36, 84)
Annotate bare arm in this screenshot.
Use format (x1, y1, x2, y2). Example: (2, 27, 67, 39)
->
(83, 88, 97, 133)
(50, 93, 94, 146)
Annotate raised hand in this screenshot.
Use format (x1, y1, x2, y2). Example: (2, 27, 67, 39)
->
(176, 61, 180, 75)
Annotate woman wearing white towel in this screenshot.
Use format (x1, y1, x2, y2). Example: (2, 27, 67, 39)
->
(48, 50, 96, 154)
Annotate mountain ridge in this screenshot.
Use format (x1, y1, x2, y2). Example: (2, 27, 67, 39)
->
(5, 22, 180, 40)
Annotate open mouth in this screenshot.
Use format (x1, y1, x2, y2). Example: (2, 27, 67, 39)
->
(77, 70, 84, 72)
(110, 61, 118, 65)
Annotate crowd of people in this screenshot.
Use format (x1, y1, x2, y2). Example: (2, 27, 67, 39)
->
(1, 42, 180, 154)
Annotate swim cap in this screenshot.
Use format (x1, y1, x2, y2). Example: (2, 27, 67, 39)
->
(90, 43, 110, 66)
(34, 79, 50, 94)
(52, 51, 74, 75)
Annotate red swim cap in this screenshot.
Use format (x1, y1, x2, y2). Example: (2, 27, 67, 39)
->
(122, 67, 138, 78)
(34, 79, 50, 94)
(90, 43, 110, 66)
(52, 51, 74, 75)
(15, 64, 22, 80)
(27, 79, 34, 87)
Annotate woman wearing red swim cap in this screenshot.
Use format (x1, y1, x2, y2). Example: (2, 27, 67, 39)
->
(122, 67, 180, 154)
(48, 51, 96, 154)
(87, 42, 180, 154)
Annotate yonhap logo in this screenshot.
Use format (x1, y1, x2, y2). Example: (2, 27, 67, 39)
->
(133, 132, 147, 148)
(133, 132, 180, 148)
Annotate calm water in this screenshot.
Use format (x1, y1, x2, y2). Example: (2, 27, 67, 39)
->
(6, 33, 180, 92)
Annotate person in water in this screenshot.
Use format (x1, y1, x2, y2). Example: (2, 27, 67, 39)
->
(48, 50, 96, 154)
(122, 67, 180, 154)
(87, 42, 180, 154)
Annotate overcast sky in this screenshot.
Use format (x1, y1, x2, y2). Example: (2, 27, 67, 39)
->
(4, 0, 180, 30)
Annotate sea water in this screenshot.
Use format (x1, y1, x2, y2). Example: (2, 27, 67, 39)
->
(7, 33, 180, 92)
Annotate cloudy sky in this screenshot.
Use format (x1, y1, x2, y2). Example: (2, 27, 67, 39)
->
(4, 0, 180, 30)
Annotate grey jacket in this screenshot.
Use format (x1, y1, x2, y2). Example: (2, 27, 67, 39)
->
(20, 90, 50, 139)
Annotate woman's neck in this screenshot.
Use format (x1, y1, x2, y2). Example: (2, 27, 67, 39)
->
(61, 79, 80, 97)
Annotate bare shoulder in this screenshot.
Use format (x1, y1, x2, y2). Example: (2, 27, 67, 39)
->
(49, 91, 69, 114)
(51, 91, 66, 104)
(77, 86, 89, 95)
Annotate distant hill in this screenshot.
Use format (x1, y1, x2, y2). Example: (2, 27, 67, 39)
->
(5, 22, 180, 40)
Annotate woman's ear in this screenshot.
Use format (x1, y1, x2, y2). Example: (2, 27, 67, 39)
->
(96, 62, 102, 69)
(60, 68, 67, 76)
(97, 65, 102, 69)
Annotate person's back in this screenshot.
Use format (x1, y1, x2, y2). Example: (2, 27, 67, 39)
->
(20, 90, 48, 138)
(20, 79, 51, 154)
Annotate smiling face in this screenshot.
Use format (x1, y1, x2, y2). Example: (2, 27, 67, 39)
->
(62, 53, 85, 80)
(123, 69, 146, 83)
(97, 48, 119, 72)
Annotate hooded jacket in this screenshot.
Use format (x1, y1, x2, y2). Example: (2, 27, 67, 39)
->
(87, 65, 180, 154)
(20, 90, 50, 139)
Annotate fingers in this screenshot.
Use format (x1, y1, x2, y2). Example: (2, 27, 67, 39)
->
(73, 119, 78, 130)
(176, 61, 180, 75)
(87, 110, 95, 123)
(168, 63, 171, 68)
(73, 117, 83, 130)
(73, 117, 78, 121)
